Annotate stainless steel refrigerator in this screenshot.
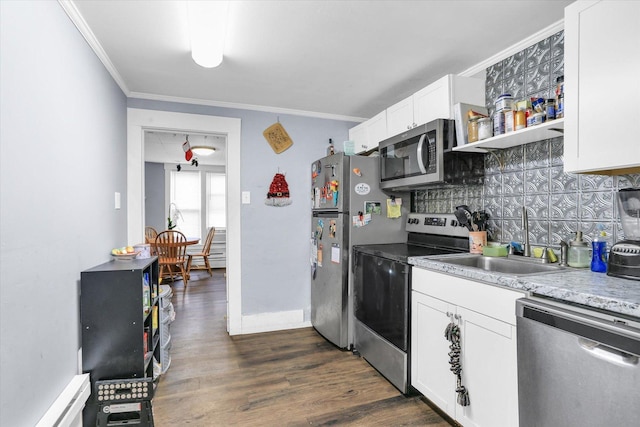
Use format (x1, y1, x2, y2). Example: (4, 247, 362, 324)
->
(310, 152, 407, 349)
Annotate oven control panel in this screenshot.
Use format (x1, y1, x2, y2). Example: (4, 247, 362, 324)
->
(405, 213, 469, 238)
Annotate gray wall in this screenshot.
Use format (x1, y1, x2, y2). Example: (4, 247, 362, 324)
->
(145, 161, 166, 232)
(413, 31, 640, 249)
(0, 2, 128, 426)
(129, 99, 358, 317)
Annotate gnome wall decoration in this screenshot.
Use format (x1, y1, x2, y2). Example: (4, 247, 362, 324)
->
(265, 171, 292, 207)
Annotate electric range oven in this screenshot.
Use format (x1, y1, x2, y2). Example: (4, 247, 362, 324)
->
(352, 213, 469, 394)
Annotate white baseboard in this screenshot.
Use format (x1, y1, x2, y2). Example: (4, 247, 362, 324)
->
(239, 309, 311, 335)
(36, 374, 90, 427)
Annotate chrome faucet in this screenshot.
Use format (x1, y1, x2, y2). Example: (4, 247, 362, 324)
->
(522, 206, 531, 257)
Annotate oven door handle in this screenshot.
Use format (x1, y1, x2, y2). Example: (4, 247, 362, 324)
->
(416, 134, 428, 174)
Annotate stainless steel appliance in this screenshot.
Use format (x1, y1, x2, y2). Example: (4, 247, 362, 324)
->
(378, 119, 484, 191)
(517, 298, 640, 427)
(352, 213, 469, 394)
(608, 187, 640, 280)
(310, 152, 407, 349)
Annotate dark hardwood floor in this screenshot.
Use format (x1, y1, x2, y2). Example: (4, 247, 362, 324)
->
(153, 270, 452, 426)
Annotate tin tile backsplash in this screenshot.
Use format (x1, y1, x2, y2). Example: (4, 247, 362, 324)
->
(413, 30, 640, 249)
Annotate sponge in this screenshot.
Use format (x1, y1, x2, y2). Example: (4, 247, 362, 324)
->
(483, 244, 508, 257)
(532, 247, 558, 262)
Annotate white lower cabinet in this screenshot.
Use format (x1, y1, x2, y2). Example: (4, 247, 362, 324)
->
(411, 268, 523, 426)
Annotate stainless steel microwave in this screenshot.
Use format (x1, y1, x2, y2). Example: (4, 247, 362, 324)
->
(379, 119, 483, 191)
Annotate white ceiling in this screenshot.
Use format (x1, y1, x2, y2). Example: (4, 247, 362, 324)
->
(144, 131, 227, 166)
(67, 0, 572, 163)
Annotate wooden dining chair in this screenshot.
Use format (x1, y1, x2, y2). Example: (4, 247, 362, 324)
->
(145, 226, 158, 255)
(187, 227, 216, 277)
(155, 230, 189, 288)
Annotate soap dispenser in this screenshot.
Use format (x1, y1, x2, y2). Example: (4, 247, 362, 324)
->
(591, 224, 608, 273)
(568, 231, 591, 268)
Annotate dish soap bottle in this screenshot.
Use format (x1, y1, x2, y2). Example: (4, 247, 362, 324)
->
(591, 224, 608, 273)
(568, 231, 591, 268)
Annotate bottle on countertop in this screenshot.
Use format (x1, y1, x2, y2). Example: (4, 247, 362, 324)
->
(591, 224, 608, 273)
(327, 138, 335, 156)
(568, 231, 591, 268)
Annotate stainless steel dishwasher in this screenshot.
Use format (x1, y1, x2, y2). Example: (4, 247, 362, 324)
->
(516, 298, 640, 427)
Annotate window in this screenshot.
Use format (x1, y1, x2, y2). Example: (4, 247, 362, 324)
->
(206, 172, 226, 228)
(168, 168, 226, 239)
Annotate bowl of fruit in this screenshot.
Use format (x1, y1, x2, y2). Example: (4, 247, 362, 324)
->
(111, 246, 140, 260)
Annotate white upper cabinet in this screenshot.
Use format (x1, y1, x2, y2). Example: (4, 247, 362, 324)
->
(386, 74, 485, 138)
(386, 96, 415, 137)
(564, 0, 640, 174)
(348, 109, 387, 154)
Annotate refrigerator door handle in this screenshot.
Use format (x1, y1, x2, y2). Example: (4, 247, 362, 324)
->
(416, 134, 428, 174)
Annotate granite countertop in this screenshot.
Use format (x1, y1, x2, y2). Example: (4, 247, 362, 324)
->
(408, 255, 640, 319)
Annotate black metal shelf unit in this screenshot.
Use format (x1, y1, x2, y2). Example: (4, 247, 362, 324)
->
(80, 256, 159, 426)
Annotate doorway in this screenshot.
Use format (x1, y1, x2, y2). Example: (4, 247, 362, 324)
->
(127, 108, 241, 334)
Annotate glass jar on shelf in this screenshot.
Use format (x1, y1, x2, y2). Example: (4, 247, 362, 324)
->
(477, 117, 492, 140)
(467, 117, 479, 143)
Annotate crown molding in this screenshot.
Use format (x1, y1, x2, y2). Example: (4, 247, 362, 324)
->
(58, 0, 130, 95)
(58, 0, 364, 123)
(459, 19, 565, 78)
(129, 91, 367, 123)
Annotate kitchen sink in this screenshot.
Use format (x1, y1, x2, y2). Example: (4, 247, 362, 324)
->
(428, 254, 567, 276)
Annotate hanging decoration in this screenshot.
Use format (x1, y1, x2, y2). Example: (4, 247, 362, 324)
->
(444, 313, 470, 406)
(182, 135, 194, 161)
(174, 135, 199, 169)
(263, 118, 293, 154)
(265, 171, 292, 207)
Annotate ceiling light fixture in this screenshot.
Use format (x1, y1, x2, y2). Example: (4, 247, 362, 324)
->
(191, 136, 216, 156)
(187, 1, 230, 68)
(191, 146, 216, 156)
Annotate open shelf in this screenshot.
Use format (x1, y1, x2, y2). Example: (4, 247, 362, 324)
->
(454, 118, 564, 153)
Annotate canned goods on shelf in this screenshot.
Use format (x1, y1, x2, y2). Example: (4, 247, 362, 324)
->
(493, 111, 505, 136)
(555, 76, 565, 119)
(495, 94, 514, 112)
(556, 76, 564, 96)
(531, 112, 545, 126)
(545, 99, 556, 120)
(504, 110, 515, 133)
(532, 97, 545, 114)
(515, 109, 526, 131)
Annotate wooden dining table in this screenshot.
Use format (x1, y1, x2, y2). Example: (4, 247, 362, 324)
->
(155, 237, 200, 246)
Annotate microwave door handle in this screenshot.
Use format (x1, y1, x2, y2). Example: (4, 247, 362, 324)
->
(416, 134, 428, 174)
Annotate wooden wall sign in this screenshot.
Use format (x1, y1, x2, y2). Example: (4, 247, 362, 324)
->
(263, 122, 293, 154)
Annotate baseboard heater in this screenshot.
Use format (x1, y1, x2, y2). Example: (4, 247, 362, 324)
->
(36, 374, 91, 427)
